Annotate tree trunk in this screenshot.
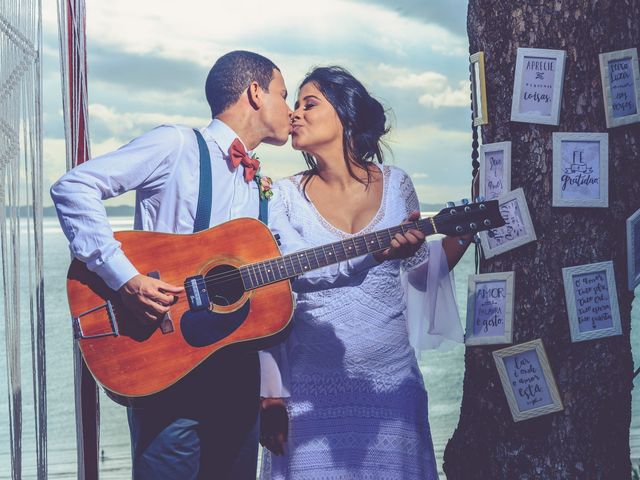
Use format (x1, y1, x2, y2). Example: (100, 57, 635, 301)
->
(443, 1, 639, 479)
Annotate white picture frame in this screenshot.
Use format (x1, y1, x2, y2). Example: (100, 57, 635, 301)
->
(479, 141, 512, 200)
(479, 187, 537, 259)
(493, 339, 564, 422)
(627, 208, 640, 291)
(465, 271, 515, 346)
(552, 132, 609, 208)
(599, 48, 640, 128)
(562, 261, 622, 342)
(511, 48, 566, 125)
(470, 51, 488, 126)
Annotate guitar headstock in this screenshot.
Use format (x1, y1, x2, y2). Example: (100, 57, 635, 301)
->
(432, 199, 505, 237)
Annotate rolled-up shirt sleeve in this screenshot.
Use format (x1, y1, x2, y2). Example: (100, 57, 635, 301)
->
(259, 344, 290, 398)
(50, 125, 183, 290)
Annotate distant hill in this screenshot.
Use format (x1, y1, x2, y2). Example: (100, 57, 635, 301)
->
(420, 203, 445, 213)
(35, 204, 444, 217)
(39, 205, 134, 217)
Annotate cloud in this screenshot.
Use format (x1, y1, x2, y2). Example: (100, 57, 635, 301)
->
(44, 0, 467, 68)
(44, 136, 139, 191)
(88, 44, 204, 94)
(44, 138, 68, 189)
(413, 182, 468, 207)
(418, 80, 469, 108)
(41, 0, 472, 205)
(392, 124, 473, 198)
(89, 103, 209, 139)
(374, 64, 469, 109)
(347, 0, 469, 37)
(377, 65, 449, 90)
(388, 123, 468, 151)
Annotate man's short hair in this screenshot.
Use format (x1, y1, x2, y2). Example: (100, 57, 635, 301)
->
(205, 51, 279, 118)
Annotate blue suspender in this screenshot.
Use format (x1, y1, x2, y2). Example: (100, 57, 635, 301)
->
(192, 130, 212, 233)
(259, 193, 269, 225)
(192, 129, 268, 233)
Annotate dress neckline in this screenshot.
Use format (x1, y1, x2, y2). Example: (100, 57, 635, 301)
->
(290, 163, 390, 239)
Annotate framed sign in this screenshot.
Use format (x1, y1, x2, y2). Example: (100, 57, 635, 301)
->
(470, 51, 488, 126)
(479, 188, 537, 259)
(552, 132, 608, 208)
(599, 48, 640, 128)
(479, 141, 511, 200)
(562, 261, 622, 342)
(465, 271, 515, 346)
(493, 339, 564, 422)
(627, 208, 640, 290)
(511, 48, 566, 125)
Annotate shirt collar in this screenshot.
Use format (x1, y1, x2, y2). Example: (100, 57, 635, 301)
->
(203, 119, 252, 157)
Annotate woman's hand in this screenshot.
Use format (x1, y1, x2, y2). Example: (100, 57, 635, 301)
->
(260, 397, 288, 456)
(373, 211, 425, 262)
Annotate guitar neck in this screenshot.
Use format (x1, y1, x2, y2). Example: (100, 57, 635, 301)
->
(239, 218, 437, 290)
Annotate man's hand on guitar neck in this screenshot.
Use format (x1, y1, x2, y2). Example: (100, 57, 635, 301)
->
(119, 274, 184, 325)
(373, 211, 425, 262)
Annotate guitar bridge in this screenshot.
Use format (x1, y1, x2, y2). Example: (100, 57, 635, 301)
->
(72, 301, 119, 340)
(185, 275, 210, 311)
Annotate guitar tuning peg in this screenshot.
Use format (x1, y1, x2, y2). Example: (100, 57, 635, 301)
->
(446, 201, 455, 208)
(475, 195, 485, 203)
(461, 198, 469, 205)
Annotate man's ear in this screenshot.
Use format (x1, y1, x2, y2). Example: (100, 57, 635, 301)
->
(247, 81, 263, 110)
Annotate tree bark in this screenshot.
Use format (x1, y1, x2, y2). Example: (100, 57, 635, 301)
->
(444, 1, 640, 479)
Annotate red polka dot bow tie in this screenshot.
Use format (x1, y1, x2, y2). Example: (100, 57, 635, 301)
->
(228, 138, 260, 182)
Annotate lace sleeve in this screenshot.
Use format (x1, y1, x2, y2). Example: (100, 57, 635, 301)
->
(395, 170, 462, 350)
(400, 172, 429, 271)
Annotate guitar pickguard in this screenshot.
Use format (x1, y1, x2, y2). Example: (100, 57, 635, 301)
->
(180, 300, 250, 347)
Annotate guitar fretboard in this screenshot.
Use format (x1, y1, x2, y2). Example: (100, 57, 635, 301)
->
(240, 218, 435, 290)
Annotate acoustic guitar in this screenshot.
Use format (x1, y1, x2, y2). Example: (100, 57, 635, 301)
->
(67, 200, 504, 404)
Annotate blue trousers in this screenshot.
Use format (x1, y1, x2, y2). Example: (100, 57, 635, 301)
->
(127, 350, 260, 480)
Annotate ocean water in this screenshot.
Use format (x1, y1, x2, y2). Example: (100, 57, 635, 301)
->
(0, 217, 638, 479)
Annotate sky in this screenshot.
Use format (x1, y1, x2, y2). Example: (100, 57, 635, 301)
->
(41, 0, 473, 207)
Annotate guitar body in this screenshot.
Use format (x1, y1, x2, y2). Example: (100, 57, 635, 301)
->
(67, 218, 293, 403)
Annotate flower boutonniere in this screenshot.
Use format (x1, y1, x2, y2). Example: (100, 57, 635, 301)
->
(254, 165, 273, 201)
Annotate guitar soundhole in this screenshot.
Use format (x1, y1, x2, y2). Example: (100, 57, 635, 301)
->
(204, 264, 244, 307)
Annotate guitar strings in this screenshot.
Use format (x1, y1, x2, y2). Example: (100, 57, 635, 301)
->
(181, 228, 469, 289)
(185, 227, 407, 289)
(172, 212, 487, 290)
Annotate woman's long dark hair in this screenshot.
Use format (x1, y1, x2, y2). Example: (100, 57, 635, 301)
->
(299, 66, 390, 194)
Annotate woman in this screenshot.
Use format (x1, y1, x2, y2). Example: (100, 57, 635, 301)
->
(259, 66, 474, 479)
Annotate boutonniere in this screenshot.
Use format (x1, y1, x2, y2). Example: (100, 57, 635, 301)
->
(253, 164, 273, 201)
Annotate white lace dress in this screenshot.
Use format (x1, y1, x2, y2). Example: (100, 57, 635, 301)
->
(259, 165, 463, 480)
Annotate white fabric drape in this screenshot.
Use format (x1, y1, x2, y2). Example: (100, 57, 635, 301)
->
(0, 0, 46, 478)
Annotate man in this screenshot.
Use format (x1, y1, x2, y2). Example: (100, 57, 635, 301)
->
(51, 50, 292, 479)
(52, 49, 425, 478)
